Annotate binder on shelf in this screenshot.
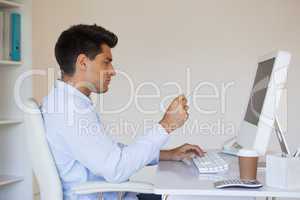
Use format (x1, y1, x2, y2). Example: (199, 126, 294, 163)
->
(5, 0, 22, 3)
(0, 11, 3, 59)
(10, 12, 21, 61)
(3, 11, 10, 60)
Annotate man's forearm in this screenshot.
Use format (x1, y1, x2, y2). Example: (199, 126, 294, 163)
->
(159, 150, 174, 161)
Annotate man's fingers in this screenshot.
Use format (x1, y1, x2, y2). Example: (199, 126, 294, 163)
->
(181, 97, 187, 105)
(177, 94, 185, 101)
(181, 144, 195, 152)
(193, 145, 205, 157)
(185, 113, 189, 121)
(170, 95, 188, 115)
(184, 105, 189, 111)
(182, 152, 196, 160)
(191, 144, 205, 156)
(182, 144, 205, 157)
(177, 95, 187, 105)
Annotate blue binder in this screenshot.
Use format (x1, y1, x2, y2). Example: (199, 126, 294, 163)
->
(10, 13, 21, 61)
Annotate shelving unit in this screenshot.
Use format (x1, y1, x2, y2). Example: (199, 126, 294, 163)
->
(0, 175, 23, 187)
(0, 118, 23, 125)
(0, 0, 33, 199)
(0, 0, 22, 9)
(0, 60, 22, 66)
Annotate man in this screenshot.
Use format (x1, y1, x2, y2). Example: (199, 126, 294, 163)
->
(42, 24, 204, 200)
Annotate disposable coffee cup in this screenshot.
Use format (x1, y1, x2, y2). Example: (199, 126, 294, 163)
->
(238, 149, 259, 180)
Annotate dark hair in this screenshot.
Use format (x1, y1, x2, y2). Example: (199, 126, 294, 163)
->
(55, 24, 118, 76)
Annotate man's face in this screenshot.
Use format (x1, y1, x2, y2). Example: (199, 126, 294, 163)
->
(85, 44, 116, 93)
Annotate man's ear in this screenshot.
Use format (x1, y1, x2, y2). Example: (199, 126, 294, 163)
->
(76, 54, 88, 72)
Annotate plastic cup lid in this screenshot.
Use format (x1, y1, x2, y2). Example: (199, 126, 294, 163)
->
(237, 149, 259, 157)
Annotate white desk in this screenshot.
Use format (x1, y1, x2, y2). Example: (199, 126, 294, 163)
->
(132, 151, 300, 199)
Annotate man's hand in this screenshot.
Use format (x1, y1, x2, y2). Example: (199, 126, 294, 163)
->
(159, 95, 189, 134)
(160, 143, 205, 161)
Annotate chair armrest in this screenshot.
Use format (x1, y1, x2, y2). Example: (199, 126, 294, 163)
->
(71, 181, 154, 195)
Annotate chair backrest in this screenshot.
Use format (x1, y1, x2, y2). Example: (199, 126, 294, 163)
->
(24, 98, 63, 200)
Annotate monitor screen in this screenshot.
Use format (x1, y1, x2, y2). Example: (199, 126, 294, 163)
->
(244, 58, 275, 125)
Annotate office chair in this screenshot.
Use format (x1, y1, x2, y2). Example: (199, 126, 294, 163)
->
(24, 98, 154, 200)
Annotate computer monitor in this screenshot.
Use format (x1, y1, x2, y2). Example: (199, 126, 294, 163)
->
(223, 51, 291, 155)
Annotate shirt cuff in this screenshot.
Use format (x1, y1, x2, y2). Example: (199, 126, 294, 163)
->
(146, 123, 169, 165)
(147, 149, 160, 166)
(156, 123, 169, 135)
(146, 123, 169, 148)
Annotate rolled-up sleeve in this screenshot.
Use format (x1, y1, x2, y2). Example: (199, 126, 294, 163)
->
(60, 100, 169, 183)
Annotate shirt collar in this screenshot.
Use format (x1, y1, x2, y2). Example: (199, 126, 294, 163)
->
(55, 80, 93, 105)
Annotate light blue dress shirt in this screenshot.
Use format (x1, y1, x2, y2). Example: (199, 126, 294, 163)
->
(41, 80, 169, 200)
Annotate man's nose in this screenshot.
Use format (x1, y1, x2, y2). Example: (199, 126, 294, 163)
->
(109, 66, 116, 76)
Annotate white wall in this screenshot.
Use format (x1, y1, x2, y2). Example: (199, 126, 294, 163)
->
(32, 0, 300, 153)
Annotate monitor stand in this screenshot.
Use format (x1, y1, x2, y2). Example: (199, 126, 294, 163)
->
(222, 117, 290, 156)
(274, 117, 291, 156)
